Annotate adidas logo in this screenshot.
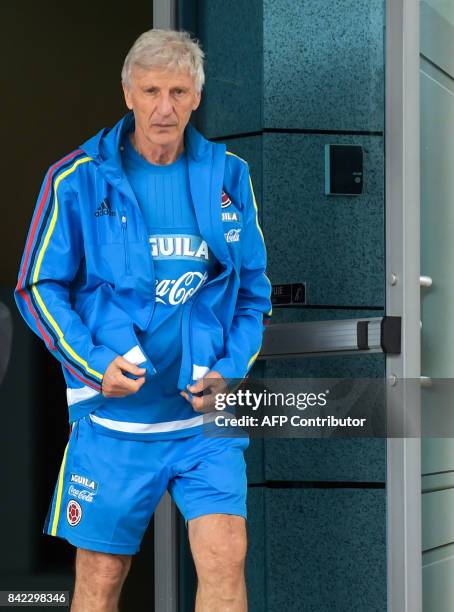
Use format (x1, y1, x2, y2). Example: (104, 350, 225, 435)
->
(95, 198, 116, 217)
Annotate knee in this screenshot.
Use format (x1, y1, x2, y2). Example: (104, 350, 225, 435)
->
(210, 531, 247, 569)
(191, 521, 247, 577)
(75, 549, 131, 590)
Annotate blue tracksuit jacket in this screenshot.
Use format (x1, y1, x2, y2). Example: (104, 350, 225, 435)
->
(14, 113, 272, 424)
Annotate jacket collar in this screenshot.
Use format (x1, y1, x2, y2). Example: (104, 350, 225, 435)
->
(80, 112, 231, 266)
(80, 111, 213, 166)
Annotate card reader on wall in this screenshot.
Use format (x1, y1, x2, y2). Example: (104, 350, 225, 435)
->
(325, 144, 363, 195)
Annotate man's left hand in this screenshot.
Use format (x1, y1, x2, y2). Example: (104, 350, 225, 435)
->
(180, 370, 228, 412)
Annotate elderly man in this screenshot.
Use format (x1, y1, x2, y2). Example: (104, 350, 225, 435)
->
(15, 29, 271, 611)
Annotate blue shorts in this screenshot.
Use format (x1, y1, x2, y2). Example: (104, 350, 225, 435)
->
(44, 415, 249, 554)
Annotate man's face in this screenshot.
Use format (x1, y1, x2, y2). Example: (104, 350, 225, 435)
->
(122, 66, 201, 149)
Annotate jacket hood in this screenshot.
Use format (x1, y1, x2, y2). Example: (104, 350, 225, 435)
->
(80, 111, 217, 165)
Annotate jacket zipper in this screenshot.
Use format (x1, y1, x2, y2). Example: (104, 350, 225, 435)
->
(179, 298, 195, 389)
(121, 212, 131, 275)
(178, 266, 231, 389)
(120, 193, 155, 321)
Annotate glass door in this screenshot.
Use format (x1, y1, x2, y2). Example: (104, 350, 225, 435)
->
(420, 2, 454, 610)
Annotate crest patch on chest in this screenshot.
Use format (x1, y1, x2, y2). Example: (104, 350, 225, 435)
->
(221, 190, 232, 208)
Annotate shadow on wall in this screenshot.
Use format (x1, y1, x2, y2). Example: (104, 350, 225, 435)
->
(0, 1, 155, 608)
(0, 303, 12, 384)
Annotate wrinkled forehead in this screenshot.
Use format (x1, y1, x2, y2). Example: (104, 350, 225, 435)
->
(129, 64, 196, 89)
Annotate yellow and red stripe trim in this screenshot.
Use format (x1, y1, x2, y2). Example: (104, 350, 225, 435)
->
(50, 442, 70, 536)
(17, 153, 102, 386)
(30, 156, 104, 381)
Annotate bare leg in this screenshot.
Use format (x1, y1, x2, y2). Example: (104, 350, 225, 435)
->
(188, 514, 248, 612)
(70, 548, 132, 612)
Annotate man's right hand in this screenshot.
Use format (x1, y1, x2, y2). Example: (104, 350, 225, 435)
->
(101, 356, 146, 398)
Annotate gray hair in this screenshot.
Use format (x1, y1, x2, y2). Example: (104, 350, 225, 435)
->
(121, 29, 205, 93)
